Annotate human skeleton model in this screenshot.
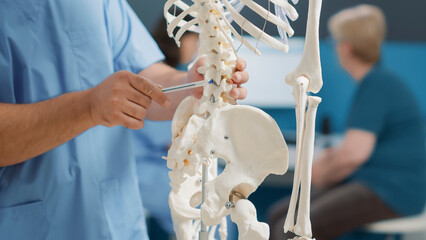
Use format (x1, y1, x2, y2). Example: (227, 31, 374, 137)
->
(163, 0, 323, 239)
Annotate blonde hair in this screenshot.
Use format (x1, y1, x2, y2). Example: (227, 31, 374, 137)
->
(328, 4, 386, 63)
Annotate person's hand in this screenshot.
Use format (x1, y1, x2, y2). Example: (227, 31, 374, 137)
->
(188, 58, 249, 99)
(88, 71, 170, 129)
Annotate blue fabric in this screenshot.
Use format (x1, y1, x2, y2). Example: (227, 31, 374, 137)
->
(133, 120, 174, 233)
(347, 64, 426, 216)
(0, 0, 164, 239)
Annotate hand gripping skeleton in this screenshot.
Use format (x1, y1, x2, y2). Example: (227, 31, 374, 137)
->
(163, 0, 323, 239)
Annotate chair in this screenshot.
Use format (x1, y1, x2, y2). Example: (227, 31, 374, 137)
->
(365, 209, 426, 239)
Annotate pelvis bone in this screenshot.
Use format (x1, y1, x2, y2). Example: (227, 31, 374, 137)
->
(194, 105, 289, 226)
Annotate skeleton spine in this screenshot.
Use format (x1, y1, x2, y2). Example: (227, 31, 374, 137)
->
(196, 0, 237, 108)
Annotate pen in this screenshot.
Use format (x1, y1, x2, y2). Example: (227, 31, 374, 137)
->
(162, 81, 207, 93)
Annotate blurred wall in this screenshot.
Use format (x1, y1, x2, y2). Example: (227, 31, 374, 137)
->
(127, 0, 165, 31)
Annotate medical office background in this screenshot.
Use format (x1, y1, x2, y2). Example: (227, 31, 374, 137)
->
(128, 0, 426, 239)
(130, 0, 426, 133)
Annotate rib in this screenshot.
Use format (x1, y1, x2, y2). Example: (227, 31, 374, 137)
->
(212, 3, 261, 55)
(175, 19, 199, 46)
(164, 0, 181, 20)
(168, 5, 198, 37)
(270, 0, 299, 21)
(166, 12, 200, 34)
(239, 0, 295, 36)
(175, 1, 198, 18)
(222, 0, 289, 53)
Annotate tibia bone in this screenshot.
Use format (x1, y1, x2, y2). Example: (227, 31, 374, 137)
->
(284, 76, 309, 233)
(293, 96, 321, 239)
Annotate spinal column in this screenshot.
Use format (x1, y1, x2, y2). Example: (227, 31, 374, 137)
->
(195, 0, 238, 115)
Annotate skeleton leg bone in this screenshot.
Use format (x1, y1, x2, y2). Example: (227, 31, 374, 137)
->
(293, 96, 321, 239)
(284, 76, 309, 233)
(230, 199, 270, 240)
(284, 0, 323, 233)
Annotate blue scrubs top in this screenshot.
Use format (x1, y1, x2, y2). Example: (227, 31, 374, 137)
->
(347, 64, 426, 216)
(133, 61, 191, 234)
(133, 120, 174, 233)
(0, 0, 164, 239)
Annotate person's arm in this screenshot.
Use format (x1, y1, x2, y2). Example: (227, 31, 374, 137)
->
(0, 71, 169, 167)
(311, 129, 376, 187)
(140, 59, 248, 121)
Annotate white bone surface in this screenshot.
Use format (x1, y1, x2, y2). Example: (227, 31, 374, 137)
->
(195, 105, 288, 226)
(290, 237, 316, 240)
(285, 0, 323, 93)
(222, 0, 290, 53)
(170, 175, 202, 240)
(230, 199, 270, 240)
(239, 0, 294, 36)
(293, 96, 321, 238)
(284, 76, 309, 233)
(162, 0, 319, 239)
(270, 0, 299, 21)
(167, 5, 197, 37)
(283, 0, 323, 239)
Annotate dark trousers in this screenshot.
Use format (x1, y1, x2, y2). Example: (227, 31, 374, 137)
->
(267, 182, 399, 240)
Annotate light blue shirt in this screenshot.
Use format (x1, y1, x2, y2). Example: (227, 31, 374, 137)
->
(133, 62, 191, 234)
(0, 0, 164, 239)
(133, 120, 174, 233)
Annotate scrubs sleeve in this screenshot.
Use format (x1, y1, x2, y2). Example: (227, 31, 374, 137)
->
(106, 0, 164, 73)
(346, 80, 388, 135)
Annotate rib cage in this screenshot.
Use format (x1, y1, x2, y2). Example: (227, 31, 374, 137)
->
(164, 0, 300, 54)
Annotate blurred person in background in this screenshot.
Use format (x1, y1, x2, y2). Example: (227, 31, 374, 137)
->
(268, 5, 426, 240)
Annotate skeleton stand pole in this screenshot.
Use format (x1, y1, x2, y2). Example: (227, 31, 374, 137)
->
(199, 162, 208, 240)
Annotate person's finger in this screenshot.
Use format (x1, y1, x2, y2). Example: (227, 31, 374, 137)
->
(130, 74, 170, 108)
(194, 57, 205, 71)
(232, 71, 249, 85)
(122, 100, 147, 120)
(120, 112, 145, 130)
(127, 88, 152, 109)
(230, 87, 247, 100)
(236, 58, 247, 71)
